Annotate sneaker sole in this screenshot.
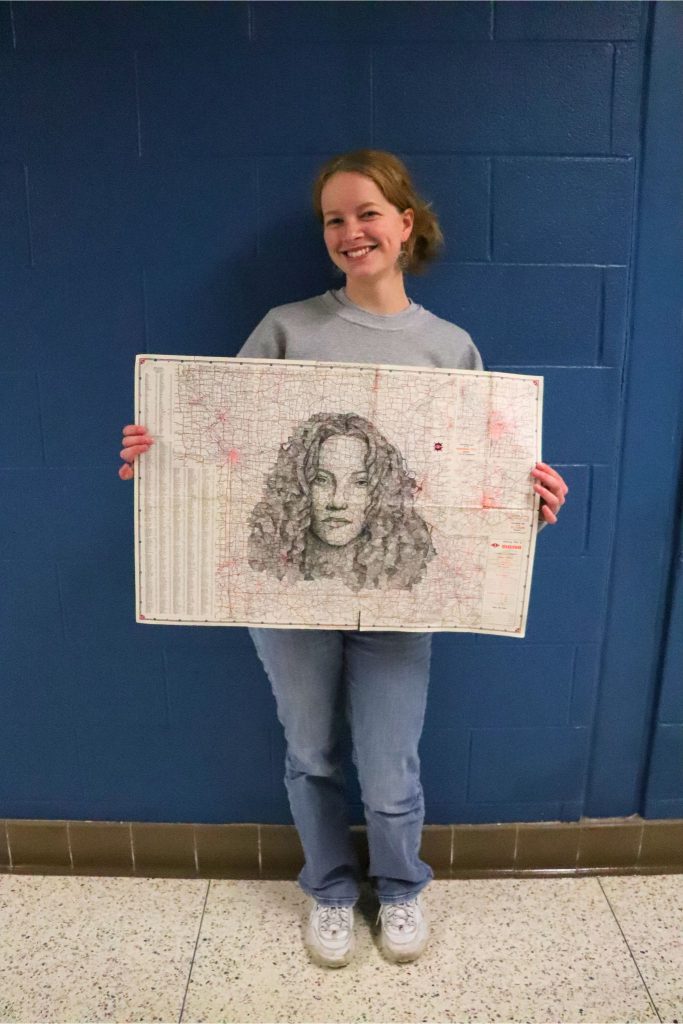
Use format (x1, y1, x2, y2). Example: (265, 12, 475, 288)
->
(304, 931, 356, 968)
(378, 923, 429, 963)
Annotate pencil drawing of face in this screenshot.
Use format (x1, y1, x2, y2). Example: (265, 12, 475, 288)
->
(309, 435, 369, 546)
(248, 412, 435, 592)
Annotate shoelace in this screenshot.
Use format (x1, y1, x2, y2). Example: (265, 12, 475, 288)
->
(376, 899, 418, 930)
(318, 905, 352, 937)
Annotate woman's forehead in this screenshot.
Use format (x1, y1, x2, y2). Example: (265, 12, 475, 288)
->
(318, 434, 367, 466)
(320, 172, 386, 213)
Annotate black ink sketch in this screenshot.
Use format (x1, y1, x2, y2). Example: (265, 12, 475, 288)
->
(248, 412, 436, 592)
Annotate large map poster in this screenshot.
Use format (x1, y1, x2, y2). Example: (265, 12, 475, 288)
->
(134, 355, 543, 636)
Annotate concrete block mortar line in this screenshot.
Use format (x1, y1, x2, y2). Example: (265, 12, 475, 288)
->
(21, 163, 33, 268)
(255, 161, 260, 258)
(584, 463, 594, 555)
(133, 50, 142, 159)
(160, 648, 172, 730)
(8, 0, 16, 47)
(141, 267, 149, 349)
(488, 158, 495, 261)
(33, 370, 47, 466)
(369, 48, 374, 145)
(610, 41, 617, 155)
(567, 644, 579, 725)
(53, 561, 68, 646)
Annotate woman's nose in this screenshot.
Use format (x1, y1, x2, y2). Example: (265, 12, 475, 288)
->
(326, 485, 348, 509)
(342, 222, 364, 241)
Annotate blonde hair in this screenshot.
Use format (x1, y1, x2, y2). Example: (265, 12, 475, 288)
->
(311, 149, 444, 275)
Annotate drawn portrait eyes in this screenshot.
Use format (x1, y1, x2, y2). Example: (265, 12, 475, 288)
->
(312, 472, 368, 488)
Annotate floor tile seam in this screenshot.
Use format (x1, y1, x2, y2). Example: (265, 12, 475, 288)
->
(596, 876, 663, 1023)
(178, 879, 212, 1024)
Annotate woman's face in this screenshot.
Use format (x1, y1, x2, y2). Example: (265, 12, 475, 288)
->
(320, 172, 414, 281)
(309, 435, 370, 547)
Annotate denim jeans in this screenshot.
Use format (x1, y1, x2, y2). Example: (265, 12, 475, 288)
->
(249, 627, 434, 907)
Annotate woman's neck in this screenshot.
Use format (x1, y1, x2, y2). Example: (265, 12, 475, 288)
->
(343, 273, 410, 315)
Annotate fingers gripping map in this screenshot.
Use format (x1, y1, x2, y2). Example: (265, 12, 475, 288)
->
(134, 356, 543, 636)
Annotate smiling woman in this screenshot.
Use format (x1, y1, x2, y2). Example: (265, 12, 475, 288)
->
(119, 147, 568, 968)
(247, 411, 436, 592)
(313, 150, 445, 314)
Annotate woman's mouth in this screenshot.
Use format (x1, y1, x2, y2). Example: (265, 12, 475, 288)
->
(342, 245, 378, 261)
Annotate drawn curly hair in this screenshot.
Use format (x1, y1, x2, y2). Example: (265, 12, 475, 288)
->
(248, 412, 435, 591)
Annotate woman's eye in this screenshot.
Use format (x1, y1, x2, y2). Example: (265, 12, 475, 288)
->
(355, 478, 368, 486)
(362, 211, 378, 218)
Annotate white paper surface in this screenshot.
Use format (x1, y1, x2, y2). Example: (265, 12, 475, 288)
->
(134, 355, 543, 636)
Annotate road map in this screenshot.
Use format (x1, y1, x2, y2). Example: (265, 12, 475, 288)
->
(134, 355, 543, 636)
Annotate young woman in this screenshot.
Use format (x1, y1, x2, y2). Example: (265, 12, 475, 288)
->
(119, 150, 568, 968)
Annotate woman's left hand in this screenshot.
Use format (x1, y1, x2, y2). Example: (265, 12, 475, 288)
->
(532, 462, 568, 525)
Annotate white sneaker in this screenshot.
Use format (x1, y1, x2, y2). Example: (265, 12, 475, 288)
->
(376, 893, 430, 962)
(304, 901, 356, 967)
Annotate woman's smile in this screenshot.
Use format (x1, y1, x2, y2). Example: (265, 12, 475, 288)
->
(342, 244, 379, 261)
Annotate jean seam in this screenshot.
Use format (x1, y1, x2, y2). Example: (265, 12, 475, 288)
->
(377, 879, 432, 905)
(308, 897, 357, 907)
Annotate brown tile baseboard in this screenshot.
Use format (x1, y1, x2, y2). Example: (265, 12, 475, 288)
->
(1, 817, 682, 879)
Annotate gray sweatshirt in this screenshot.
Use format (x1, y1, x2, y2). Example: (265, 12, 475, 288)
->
(237, 288, 484, 370)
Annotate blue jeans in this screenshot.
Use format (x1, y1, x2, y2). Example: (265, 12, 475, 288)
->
(249, 627, 434, 907)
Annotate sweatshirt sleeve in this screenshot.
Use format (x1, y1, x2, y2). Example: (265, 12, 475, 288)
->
(235, 309, 286, 359)
(467, 333, 485, 371)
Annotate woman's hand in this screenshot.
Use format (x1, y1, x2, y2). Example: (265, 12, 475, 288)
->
(532, 462, 568, 525)
(118, 424, 154, 480)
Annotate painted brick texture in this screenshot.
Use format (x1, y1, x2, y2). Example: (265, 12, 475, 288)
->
(1, 1, 674, 826)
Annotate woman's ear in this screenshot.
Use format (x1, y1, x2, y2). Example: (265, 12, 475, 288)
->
(402, 208, 415, 240)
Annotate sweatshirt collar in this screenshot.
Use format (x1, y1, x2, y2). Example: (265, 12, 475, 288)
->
(322, 288, 422, 330)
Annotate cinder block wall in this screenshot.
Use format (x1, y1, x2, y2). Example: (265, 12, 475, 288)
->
(2, 1, 670, 826)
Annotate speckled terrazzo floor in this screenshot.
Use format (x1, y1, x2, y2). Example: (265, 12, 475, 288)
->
(0, 875, 681, 1023)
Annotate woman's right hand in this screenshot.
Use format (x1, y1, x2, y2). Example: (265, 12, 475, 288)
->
(118, 424, 154, 480)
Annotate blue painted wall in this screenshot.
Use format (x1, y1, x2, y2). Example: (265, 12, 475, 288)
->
(1, 1, 680, 825)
